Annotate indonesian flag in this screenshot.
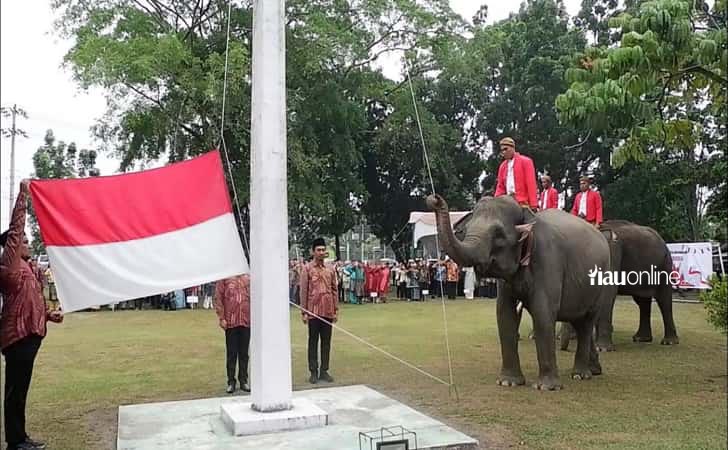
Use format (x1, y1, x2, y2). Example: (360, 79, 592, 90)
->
(29, 150, 249, 312)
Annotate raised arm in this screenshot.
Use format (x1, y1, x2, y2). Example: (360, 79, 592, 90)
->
(1, 180, 29, 269)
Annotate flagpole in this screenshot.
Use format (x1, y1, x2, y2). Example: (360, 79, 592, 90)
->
(249, 0, 292, 412)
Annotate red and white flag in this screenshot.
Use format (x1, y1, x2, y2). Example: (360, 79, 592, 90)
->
(30, 150, 249, 312)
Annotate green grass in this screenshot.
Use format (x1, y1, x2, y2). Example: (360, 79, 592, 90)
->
(9, 298, 727, 449)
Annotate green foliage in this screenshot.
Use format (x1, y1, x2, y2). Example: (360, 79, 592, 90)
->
(51, 0, 725, 249)
(602, 154, 710, 241)
(557, 0, 726, 163)
(461, 0, 612, 199)
(700, 275, 728, 335)
(558, 0, 726, 240)
(53, 0, 475, 253)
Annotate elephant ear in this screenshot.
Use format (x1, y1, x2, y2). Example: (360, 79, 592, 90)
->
(515, 222, 535, 266)
(453, 212, 473, 241)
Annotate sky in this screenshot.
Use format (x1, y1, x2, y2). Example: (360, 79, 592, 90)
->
(0, 0, 581, 229)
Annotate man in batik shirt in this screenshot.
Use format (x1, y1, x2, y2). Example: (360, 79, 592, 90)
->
(215, 274, 251, 393)
(299, 237, 338, 384)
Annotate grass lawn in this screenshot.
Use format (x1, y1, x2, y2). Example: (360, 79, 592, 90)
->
(7, 297, 727, 449)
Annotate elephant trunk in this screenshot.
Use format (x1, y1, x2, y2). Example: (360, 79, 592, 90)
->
(427, 195, 477, 267)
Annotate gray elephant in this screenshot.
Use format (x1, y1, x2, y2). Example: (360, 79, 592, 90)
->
(428, 194, 613, 390)
(594, 220, 679, 350)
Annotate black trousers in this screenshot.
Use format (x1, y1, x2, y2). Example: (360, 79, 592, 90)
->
(447, 281, 457, 299)
(3, 335, 42, 446)
(225, 326, 250, 384)
(308, 318, 333, 374)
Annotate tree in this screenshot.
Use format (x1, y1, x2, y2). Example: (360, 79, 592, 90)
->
(462, 0, 613, 206)
(30, 130, 99, 255)
(574, 0, 621, 46)
(52, 0, 468, 253)
(556, 0, 726, 240)
(361, 69, 483, 261)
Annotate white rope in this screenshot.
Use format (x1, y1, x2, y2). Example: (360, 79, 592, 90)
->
(290, 302, 451, 386)
(403, 57, 456, 395)
(213, 1, 454, 394)
(218, 0, 250, 255)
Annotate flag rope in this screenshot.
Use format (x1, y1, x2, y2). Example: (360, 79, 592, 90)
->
(218, 0, 250, 255)
(216, 1, 457, 400)
(403, 57, 458, 400)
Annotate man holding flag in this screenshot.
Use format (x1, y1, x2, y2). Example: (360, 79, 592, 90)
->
(1, 180, 63, 450)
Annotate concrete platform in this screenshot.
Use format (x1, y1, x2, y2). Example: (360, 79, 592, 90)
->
(221, 397, 328, 436)
(117, 385, 479, 450)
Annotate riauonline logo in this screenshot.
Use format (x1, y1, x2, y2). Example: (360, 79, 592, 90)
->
(588, 265, 681, 286)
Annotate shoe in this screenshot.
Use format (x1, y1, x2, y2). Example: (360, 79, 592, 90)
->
(8, 443, 41, 450)
(319, 371, 334, 383)
(226, 381, 236, 394)
(24, 439, 46, 449)
(309, 372, 318, 384)
(240, 381, 250, 392)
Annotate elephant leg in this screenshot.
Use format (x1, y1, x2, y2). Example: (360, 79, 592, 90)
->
(496, 285, 525, 387)
(656, 284, 679, 345)
(632, 296, 653, 342)
(572, 315, 598, 380)
(559, 322, 574, 351)
(528, 312, 536, 340)
(530, 301, 561, 391)
(595, 287, 617, 352)
(589, 328, 602, 376)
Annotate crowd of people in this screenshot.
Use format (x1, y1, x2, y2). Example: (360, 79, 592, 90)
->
(288, 257, 499, 305)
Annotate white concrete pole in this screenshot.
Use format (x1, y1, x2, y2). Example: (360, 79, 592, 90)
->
(250, 0, 292, 412)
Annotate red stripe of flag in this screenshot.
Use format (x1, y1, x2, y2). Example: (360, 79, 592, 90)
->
(30, 150, 233, 246)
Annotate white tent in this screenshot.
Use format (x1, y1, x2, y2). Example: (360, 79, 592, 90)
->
(408, 211, 471, 247)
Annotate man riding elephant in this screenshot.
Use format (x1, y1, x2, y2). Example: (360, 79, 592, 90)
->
(428, 194, 613, 390)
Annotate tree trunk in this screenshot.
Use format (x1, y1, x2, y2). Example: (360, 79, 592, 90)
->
(335, 234, 341, 261)
(393, 243, 406, 263)
(239, 205, 251, 262)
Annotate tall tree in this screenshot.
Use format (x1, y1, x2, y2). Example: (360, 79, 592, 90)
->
(462, 0, 612, 206)
(556, 0, 726, 239)
(52, 0, 468, 252)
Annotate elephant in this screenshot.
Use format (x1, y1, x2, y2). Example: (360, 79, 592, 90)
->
(428, 194, 614, 390)
(564, 220, 679, 351)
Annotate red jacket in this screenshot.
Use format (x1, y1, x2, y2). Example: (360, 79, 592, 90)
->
(571, 190, 603, 225)
(494, 153, 538, 208)
(539, 187, 559, 210)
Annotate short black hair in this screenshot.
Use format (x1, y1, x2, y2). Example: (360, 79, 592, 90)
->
(311, 237, 326, 250)
(0, 230, 8, 247)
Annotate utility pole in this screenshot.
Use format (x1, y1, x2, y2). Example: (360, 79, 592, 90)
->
(1, 104, 28, 221)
